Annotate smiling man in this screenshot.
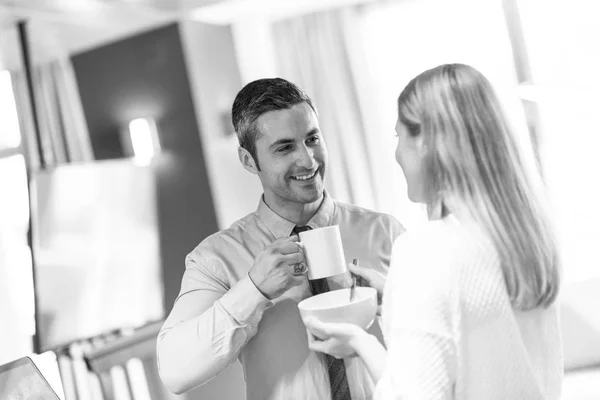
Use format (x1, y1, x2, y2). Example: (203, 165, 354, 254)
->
(157, 78, 404, 400)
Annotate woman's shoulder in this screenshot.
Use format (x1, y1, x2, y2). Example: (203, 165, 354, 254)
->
(392, 216, 465, 258)
(388, 216, 507, 323)
(389, 217, 460, 285)
(391, 216, 500, 284)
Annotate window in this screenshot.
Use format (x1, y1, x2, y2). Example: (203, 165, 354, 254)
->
(360, 0, 600, 282)
(517, 0, 600, 283)
(0, 70, 22, 150)
(0, 70, 35, 364)
(359, 0, 528, 230)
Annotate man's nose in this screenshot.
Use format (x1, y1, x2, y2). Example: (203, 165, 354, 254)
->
(296, 146, 316, 169)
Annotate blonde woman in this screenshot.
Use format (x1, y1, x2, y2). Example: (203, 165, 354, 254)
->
(304, 63, 562, 399)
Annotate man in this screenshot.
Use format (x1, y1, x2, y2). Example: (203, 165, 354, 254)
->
(157, 78, 404, 400)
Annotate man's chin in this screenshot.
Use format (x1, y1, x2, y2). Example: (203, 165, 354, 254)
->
(293, 184, 323, 204)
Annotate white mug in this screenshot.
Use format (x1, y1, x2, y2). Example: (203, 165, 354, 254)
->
(299, 225, 347, 280)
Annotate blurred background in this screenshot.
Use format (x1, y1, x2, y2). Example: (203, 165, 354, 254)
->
(0, 0, 598, 399)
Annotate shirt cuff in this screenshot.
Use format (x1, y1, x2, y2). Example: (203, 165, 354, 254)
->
(218, 274, 273, 325)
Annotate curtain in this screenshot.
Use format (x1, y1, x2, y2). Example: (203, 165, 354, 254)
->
(271, 8, 389, 212)
(11, 57, 94, 170)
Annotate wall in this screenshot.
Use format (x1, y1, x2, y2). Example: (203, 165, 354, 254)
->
(71, 23, 219, 313)
(179, 20, 263, 230)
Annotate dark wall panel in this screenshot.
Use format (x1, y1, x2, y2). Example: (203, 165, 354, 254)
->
(72, 23, 218, 312)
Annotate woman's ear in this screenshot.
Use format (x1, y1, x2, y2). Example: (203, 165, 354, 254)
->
(238, 147, 259, 174)
(415, 134, 428, 157)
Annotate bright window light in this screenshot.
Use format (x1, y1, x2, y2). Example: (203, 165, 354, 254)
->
(517, 0, 600, 284)
(0, 70, 22, 150)
(359, 0, 519, 230)
(128, 118, 159, 166)
(0, 154, 35, 363)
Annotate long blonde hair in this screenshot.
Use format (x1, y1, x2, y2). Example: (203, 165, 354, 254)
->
(398, 64, 560, 310)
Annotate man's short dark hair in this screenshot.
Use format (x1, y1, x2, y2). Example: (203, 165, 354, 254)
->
(231, 78, 317, 170)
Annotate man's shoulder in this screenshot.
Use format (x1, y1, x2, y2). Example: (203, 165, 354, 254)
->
(333, 199, 393, 219)
(333, 200, 404, 232)
(188, 212, 259, 259)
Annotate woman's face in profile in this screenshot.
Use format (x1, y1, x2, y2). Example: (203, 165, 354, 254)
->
(395, 119, 427, 203)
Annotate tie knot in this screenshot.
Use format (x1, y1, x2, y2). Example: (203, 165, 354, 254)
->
(292, 225, 312, 235)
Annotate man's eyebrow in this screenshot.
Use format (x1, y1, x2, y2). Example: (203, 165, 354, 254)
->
(305, 128, 320, 137)
(269, 138, 294, 149)
(269, 129, 320, 149)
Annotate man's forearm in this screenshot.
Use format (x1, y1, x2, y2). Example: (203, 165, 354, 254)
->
(157, 276, 271, 394)
(157, 303, 253, 393)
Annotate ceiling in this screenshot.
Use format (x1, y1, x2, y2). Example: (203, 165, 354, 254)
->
(0, 0, 216, 59)
(0, 0, 376, 69)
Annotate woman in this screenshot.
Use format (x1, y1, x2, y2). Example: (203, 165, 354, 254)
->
(304, 63, 562, 399)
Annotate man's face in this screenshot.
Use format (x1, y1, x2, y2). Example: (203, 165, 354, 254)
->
(252, 102, 327, 207)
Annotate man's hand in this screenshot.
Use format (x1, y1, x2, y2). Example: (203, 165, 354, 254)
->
(249, 236, 307, 300)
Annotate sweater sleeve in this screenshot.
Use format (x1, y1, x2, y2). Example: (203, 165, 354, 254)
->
(374, 228, 457, 399)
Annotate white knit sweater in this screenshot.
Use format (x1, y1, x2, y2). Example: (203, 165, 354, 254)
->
(374, 216, 563, 399)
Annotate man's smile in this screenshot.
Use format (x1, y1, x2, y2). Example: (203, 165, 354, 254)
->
(290, 168, 319, 181)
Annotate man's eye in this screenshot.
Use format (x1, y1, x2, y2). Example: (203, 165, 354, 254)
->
(277, 145, 292, 152)
(307, 136, 320, 144)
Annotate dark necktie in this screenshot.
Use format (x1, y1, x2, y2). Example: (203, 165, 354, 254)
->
(292, 226, 352, 400)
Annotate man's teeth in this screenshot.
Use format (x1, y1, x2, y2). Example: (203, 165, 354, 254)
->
(292, 171, 317, 180)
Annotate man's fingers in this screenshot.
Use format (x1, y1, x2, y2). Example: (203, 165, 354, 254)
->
(273, 240, 303, 255)
(290, 263, 309, 278)
(281, 252, 304, 265)
(291, 274, 308, 286)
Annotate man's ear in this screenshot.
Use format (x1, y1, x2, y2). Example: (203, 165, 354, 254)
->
(238, 147, 259, 174)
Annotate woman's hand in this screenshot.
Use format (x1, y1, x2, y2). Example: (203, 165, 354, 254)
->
(348, 262, 387, 312)
(305, 316, 388, 382)
(304, 316, 368, 359)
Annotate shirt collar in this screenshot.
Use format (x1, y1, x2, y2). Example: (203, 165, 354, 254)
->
(256, 190, 336, 239)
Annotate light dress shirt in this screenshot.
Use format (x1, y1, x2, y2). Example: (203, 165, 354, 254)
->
(158, 191, 404, 400)
(375, 215, 563, 399)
